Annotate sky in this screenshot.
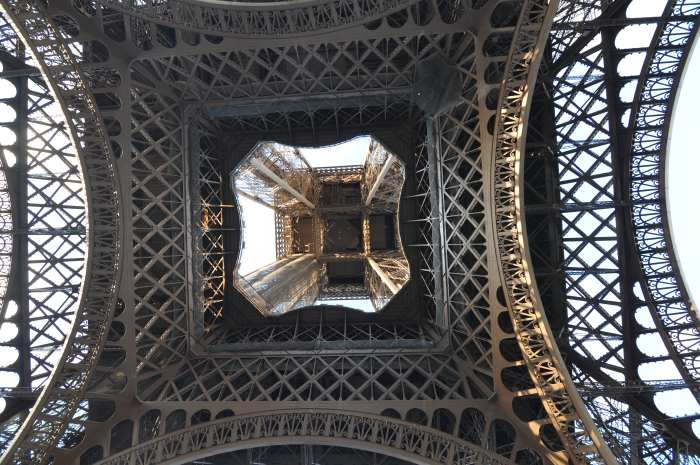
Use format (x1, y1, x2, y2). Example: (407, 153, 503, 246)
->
(235, 136, 371, 276)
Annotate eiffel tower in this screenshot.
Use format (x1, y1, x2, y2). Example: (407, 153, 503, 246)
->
(0, 0, 699, 464)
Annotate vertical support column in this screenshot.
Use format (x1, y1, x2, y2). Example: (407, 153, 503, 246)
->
(426, 117, 448, 329)
(11, 72, 30, 388)
(184, 117, 200, 338)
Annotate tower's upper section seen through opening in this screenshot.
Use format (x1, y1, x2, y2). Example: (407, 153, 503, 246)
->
(231, 136, 410, 316)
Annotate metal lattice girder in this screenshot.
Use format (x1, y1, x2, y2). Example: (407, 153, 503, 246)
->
(191, 120, 225, 321)
(207, 319, 429, 349)
(0, 15, 89, 417)
(314, 165, 364, 184)
(5, 0, 700, 464)
(629, 0, 700, 408)
(2, 3, 539, 464)
(363, 141, 404, 213)
(142, 352, 471, 402)
(134, 31, 467, 113)
(234, 142, 315, 211)
(491, 0, 618, 463)
(535, 0, 700, 462)
(367, 252, 410, 296)
(0, 1, 120, 464)
(96, 0, 424, 36)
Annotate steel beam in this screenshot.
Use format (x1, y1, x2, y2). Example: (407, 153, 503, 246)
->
(250, 158, 315, 209)
(367, 256, 401, 294)
(364, 154, 396, 207)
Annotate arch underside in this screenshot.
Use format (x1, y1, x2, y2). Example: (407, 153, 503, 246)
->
(0, 0, 698, 465)
(94, 410, 514, 465)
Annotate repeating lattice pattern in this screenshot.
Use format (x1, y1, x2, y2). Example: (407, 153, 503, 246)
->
(149, 353, 468, 402)
(552, 26, 626, 379)
(131, 80, 188, 382)
(137, 33, 468, 113)
(0, 23, 87, 422)
(191, 118, 225, 324)
(129, 28, 499, 405)
(95, 410, 515, 465)
(9, 1, 699, 464)
(24, 79, 86, 387)
(491, 0, 617, 463)
(97, 0, 423, 36)
(209, 320, 427, 346)
(433, 45, 492, 389)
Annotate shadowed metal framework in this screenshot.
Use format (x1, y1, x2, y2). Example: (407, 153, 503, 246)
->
(0, 0, 697, 465)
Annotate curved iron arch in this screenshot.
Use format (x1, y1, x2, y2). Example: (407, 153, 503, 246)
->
(94, 410, 516, 465)
(0, 1, 120, 464)
(95, 0, 424, 37)
(0, 147, 13, 325)
(627, 0, 700, 406)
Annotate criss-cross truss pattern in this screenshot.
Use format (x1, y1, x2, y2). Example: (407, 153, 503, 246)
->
(0, 25, 88, 397)
(523, 0, 700, 463)
(96, 410, 516, 465)
(0, 0, 700, 465)
(0, 1, 119, 463)
(98, 0, 423, 36)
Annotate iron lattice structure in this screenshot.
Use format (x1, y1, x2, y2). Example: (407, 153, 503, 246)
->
(0, 1, 697, 465)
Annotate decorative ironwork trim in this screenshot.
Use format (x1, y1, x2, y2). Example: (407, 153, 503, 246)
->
(95, 410, 516, 465)
(491, 0, 619, 463)
(0, 1, 120, 464)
